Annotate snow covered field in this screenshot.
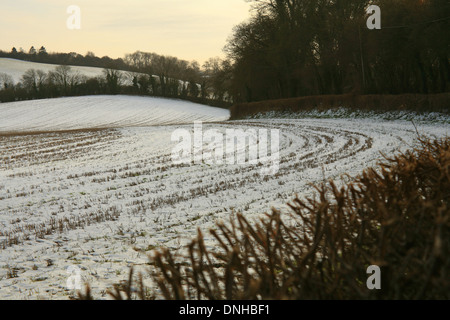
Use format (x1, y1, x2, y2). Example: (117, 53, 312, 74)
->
(0, 95, 230, 133)
(0, 95, 448, 299)
(0, 58, 109, 85)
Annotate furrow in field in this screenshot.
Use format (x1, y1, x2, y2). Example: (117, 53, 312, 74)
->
(0, 116, 447, 300)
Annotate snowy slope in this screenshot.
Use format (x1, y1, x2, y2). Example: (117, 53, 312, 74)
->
(0, 95, 230, 133)
(0, 58, 109, 84)
(0, 58, 201, 97)
(0, 117, 448, 300)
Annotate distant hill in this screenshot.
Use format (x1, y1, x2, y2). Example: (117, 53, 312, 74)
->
(0, 58, 131, 85)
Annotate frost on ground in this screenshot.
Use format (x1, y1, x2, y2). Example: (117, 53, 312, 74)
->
(0, 96, 448, 299)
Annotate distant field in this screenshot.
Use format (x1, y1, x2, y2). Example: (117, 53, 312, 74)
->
(0, 95, 230, 133)
(0, 95, 448, 299)
(0, 58, 110, 84)
(0, 57, 193, 96)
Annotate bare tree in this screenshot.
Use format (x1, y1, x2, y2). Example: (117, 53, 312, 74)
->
(103, 68, 123, 94)
(0, 73, 14, 89)
(21, 69, 39, 93)
(49, 65, 72, 94)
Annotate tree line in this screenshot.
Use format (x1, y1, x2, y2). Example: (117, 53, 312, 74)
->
(0, 46, 129, 70)
(0, 66, 116, 102)
(224, 0, 450, 103)
(1, 0, 448, 106)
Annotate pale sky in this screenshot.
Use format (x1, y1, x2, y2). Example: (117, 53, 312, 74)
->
(0, 0, 252, 64)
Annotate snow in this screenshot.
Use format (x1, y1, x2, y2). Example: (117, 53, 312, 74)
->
(0, 95, 448, 300)
(0, 95, 230, 133)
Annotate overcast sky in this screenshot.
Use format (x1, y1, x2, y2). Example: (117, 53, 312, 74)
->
(0, 0, 252, 64)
